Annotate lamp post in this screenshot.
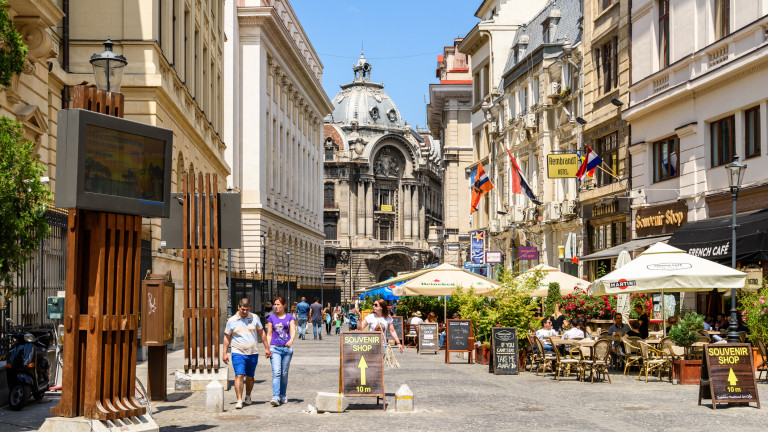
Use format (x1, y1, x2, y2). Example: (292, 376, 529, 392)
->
(725, 155, 747, 344)
(261, 232, 269, 308)
(90, 37, 127, 93)
(286, 251, 291, 306)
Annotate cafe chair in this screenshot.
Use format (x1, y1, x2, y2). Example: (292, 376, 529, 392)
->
(549, 337, 580, 381)
(404, 324, 418, 347)
(622, 340, 642, 375)
(637, 341, 670, 383)
(585, 340, 612, 383)
(660, 337, 684, 362)
(755, 338, 768, 382)
(532, 336, 555, 376)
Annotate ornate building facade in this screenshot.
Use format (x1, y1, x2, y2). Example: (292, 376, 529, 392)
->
(323, 55, 443, 303)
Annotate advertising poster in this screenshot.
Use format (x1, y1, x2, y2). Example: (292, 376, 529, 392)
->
(470, 230, 486, 264)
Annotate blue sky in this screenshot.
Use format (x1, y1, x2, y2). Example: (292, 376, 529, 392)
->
(291, 0, 480, 131)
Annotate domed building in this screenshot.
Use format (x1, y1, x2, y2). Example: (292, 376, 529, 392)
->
(323, 53, 444, 304)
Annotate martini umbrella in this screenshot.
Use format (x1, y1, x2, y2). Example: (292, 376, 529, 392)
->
(520, 264, 589, 297)
(615, 251, 632, 320)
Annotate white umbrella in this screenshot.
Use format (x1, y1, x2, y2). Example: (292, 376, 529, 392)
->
(518, 264, 588, 297)
(615, 251, 632, 321)
(590, 243, 746, 336)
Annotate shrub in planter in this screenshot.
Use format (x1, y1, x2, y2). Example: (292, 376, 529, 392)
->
(668, 312, 705, 359)
(739, 283, 768, 344)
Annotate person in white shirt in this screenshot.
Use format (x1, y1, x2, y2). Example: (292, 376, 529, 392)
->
(535, 317, 558, 352)
(563, 316, 588, 339)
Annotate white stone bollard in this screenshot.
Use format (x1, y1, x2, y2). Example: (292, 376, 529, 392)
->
(395, 384, 414, 412)
(315, 392, 349, 413)
(206, 380, 224, 412)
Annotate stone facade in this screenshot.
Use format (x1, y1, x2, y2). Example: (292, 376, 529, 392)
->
(224, 0, 331, 291)
(428, 38, 473, 267)
(324, 55, 443, 302)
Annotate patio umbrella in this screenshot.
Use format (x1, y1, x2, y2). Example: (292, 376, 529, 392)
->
(392, 263, 499, 321)
(520, 264, 589, 297)
(590, 242, 746, 335)
(615, 251, 632, 321)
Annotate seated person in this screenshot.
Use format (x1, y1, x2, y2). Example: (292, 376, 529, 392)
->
(607, 313, 631, 356)
(664, 316, 678, 334)
(563, 316, 587, 340)
(438, 312, 459, 348)
(716, 314, 729, 331)
(408, 311, 423, 335)
(535, 317, 558, 352)
(625, 319, 642, 338)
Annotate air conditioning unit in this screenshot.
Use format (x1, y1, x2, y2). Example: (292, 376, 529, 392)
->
(549, 81, 560, 96)
(503, 214, 513, 228)
(512, 206, 525, 223)
(489, 219, 502, 234)
(524, 113, 537, 129)
(546, 202, 562, 221)
(524, 207, 537, 222)
(562, 199, 577, 216)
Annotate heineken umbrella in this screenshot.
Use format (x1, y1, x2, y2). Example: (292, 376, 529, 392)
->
(520, 264, 589, 297)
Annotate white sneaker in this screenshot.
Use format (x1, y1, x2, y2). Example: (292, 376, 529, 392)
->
(270, 397, 280, 406)
(243, 396, 252, 406)
(235, 400, 243, 409)
(280, 397, 287, 405)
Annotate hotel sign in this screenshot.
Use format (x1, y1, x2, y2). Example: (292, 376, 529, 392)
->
(635, 201, 687, 237)
(546, 154, 580, 178)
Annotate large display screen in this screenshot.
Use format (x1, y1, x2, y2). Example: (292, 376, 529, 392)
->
(84, 125, 166, 203)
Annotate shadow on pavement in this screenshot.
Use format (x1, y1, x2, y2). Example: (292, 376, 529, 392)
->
(160, 425, 216, 432)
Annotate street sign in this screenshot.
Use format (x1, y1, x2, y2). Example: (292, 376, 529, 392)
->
(445, 319, 474, 364)
(546, 154, 580, 178)
(418, 323, 438, 354)
(491, 327, 519, 375)
(340, 331, 385, 404)
(699, 343, 760, 409)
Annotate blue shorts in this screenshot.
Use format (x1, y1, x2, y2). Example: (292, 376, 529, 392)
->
(232, 353, 258, 377)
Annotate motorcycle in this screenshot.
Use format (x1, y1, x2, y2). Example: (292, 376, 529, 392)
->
(5, 318, 53, 410)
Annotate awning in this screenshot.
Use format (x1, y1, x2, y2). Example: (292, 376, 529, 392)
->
(580, 235, 671, 261)
(668, 208, 768, 264)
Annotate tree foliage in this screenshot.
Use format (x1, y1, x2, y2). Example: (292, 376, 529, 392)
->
(0, 0, 28, 87)
(544, 282, 562, 317)
(0, 117, 51, 297)
(668, 312, 704, 358)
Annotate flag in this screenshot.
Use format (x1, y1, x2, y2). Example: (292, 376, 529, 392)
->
(576, 145, 603, 181)
(470, 163, 494, 214)
(505, 147, 542, 205)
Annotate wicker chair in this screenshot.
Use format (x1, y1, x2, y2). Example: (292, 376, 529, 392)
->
(585, 340, 612, 383)
(622, 340, 642, 375)
(755, 338, 768, 382)
(637, 341, 671, 382)
(549, 337, 580, 381)
(660, 337, 684, 362)
(531, 335, 555, 376)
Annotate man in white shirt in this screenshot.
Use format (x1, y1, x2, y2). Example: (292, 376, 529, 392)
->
(535, 317, 558, 352)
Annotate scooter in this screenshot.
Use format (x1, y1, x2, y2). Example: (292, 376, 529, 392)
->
(5, 318, 53, 410)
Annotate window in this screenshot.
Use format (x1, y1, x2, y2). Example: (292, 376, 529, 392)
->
(601, 0, 614, 12)
(482, 65, 490, 99)
(745, 106, 761, 159)
(324, 254, 337, 269)
(653, 136, 679, 182)
(710, 115, 735, 167)
(325, 147, 334, 161)
(473, 72, 480, 104)
(324, 183, 335, 207)
(375, 220, 392, 241)
(659, 0, 670, 68)
(374, 188, 394, 211)
(714, 0, 730, 39)
(595, 132, 619, 186)
(323, 216, 337, 240)
(595, 37, 618, 94)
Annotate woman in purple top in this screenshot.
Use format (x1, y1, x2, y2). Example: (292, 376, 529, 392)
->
(266, 297, 296, 406)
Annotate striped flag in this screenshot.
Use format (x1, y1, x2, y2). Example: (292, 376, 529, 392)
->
(576, 145, 603, 181)
(505, 147, 542, 205)
(470, 163, 494, 214)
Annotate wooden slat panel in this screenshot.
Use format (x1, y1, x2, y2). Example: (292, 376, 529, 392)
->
(212, 174, 220, 371)
(183, 174, 190, 372)
(204, 174, 213, 370)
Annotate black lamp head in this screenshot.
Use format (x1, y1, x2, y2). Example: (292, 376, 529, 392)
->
(610, 98, 624, 107)
(576, 116, 587, 125)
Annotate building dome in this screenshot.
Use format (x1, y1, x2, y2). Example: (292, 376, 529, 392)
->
(329, 52, 405, 129)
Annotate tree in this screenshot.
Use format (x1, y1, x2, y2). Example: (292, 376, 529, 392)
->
(544, 282, 562, 317)
(0, 117, 51, 298)
(0, 0, 28, 87)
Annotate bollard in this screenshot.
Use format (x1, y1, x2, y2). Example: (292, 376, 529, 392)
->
(315, 392, 349, 413)
(395, 384, 414, 412)
(206, 380, 224, 412)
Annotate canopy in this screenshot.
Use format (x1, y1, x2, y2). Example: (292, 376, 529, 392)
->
(392, 263, 498, 297)
(589, 242, 746, 296)
(359, 283, 400, 301)
(361, 267, 435, 292)
(580, 235, 671, 261)
(519, 264, 589, 297)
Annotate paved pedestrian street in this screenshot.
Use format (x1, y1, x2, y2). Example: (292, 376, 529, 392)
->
(2, 332, 768, 431)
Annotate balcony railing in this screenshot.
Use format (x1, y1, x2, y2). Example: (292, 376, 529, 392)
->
(324, 202, 339, 209)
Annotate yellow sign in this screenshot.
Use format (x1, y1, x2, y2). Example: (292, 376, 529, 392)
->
(380, 204, 393, 212)
(546, 154, 580, 178)
(358, 356, 368, 385)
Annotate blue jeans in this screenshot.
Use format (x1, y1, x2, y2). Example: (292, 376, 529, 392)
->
(312, 321, 322, 339)
(439, 332, 446, 348)
(269, 345, 293, 399)
(297, 317, 308, 336)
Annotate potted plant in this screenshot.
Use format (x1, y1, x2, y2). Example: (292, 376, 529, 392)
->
(544, 282, 562, 318)
(668, 312, 705, 385)
(739, 282, 768, 372)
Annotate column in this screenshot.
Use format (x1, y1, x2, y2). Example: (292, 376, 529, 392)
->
(365, 180, 374, 237)
(419, 185, 426, 242)
(411, 184, 419, 240)
(348, 179, 356, 237)
(357, 181, 365, 237)
(403, 184, 412, 239)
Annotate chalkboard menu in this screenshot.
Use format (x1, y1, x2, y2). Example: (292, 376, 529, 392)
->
(390, 316, 404, 343)
(418, 323, 438, 354)
(445, 319, 473, 364)
(700, 343, 760, 409)
(491, 327, 519, 375)
(339, 331, 385, 407)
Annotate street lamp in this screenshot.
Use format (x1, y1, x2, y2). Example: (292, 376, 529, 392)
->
(725, 155, 747, 343)
(90, 37, 127, 93)
(261, 232, 269, 308)
(341, 270, 347, 305)
(286, 251, 291, 306)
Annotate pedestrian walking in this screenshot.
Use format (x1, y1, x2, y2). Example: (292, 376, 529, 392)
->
(361, 299, 404, 355)
(295, 297, 310, 340)
(222, 298, 271, 409)
(335, 313, 342, 334)
(323, 302, 333, 335)
(308, 297, 323, 340)
(266, 297, 296, 406)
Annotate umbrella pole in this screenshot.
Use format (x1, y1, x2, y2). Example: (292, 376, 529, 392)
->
(661, 288, 666, 338)
(444, 296, 447, 323)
